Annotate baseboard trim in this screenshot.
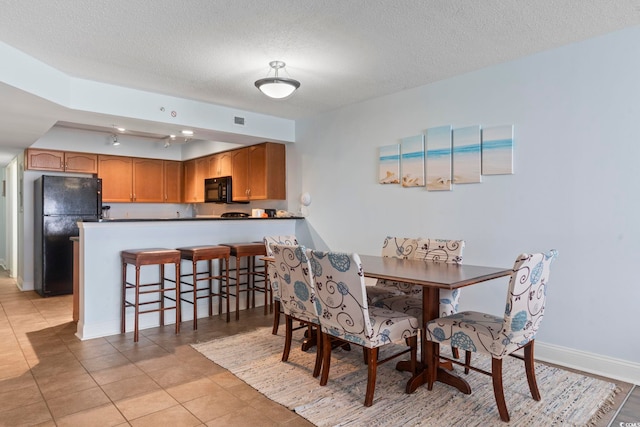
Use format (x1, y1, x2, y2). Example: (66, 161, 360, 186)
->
(536, 341, 640, 386)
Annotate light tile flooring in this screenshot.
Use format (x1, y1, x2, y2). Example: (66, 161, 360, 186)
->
(0, 268, 636, 426)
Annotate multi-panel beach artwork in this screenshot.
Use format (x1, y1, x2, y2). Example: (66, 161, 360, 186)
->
(378, 124, 513, 189)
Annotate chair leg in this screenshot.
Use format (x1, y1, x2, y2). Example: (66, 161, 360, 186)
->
(364, 347, 379, 407)
(452, 347, 460, 359)
(312, 328, 322, 378)
(282, 315, 293, 362)
(272, 300, 281, 335)
(524, 340, 541, 401)
(491, 357, 510, 422)
(320, 333, 332, 386)
(426, 342, 438, 391)
(406, 335, 417, 376)
(464, 350, 472, 374)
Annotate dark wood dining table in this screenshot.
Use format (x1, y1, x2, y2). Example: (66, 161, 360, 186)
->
(359, 254, 512, 394)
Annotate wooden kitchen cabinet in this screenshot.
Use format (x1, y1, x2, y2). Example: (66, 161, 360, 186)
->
(231, 142, 285, 201)
(183, 157, 209, 203)
(132, 158, 164, 202)
(98, 155, 133, 202)
(163, 160, 183, 203)
(209, 151, 233, 178)
(25, 149, 98, 173)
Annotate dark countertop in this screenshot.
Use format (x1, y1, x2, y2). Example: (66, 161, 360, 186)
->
(95, 216, 304, 223)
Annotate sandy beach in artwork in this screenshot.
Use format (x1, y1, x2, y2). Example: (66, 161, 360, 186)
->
(379, 170, 400, 184)
(453, 151, 482, 183)
(426, 157, 451, 191)
(482, 147, 513, 175)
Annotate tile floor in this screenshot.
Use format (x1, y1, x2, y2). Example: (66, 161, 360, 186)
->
(0, 268, 636, 426)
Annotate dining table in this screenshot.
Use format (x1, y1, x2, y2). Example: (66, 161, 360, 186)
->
(358, 254, 512, 394)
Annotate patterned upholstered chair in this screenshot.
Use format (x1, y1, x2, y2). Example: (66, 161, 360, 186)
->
(271, 243, 322, 377)
(366, 236, 420, 305)
(375, 238, 466, 319)
(307, 249, 420, 406)
(263, 235, 299, 335)
(425, 250, 558, 422)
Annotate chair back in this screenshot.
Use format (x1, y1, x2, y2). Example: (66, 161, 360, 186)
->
(263, 235, 299, 299)
(307, 250, 373, 345)
(263, 235, 299, 257)
(381, 236, 419, 259)
(414, 238, 465, 264)
(271, 243, 317, 323)
(502, 250, 558, 346)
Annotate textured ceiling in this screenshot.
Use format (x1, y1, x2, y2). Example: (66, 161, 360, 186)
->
(1, 0, 640, 163)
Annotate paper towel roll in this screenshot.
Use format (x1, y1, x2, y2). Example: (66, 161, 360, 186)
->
(251, 209, 265, 218)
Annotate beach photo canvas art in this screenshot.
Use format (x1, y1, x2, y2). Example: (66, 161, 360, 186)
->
(400, 135, 425, 187)
(453, 125, 482, 184)
(482, 125, 514, 175)
(426, 125, 453, 191)
(378, 144, 400, 184)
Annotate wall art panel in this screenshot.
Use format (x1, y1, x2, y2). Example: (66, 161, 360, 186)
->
(378, 144, 400, 184)
(400, 135, 425, 187)
(453, 125, 482, 184)
(482, 125, 514, 175)
(426, 125, 453, 191)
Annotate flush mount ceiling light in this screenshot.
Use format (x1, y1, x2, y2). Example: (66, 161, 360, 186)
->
(255, 61, 300, 99)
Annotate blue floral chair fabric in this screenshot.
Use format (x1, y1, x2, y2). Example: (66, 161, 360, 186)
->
(263, 235, 299, 334)
(271, 243, 322, 377)
(366, 236, 421, 305)
(307, 249, 420, 406)
(424, 250, 558, 422)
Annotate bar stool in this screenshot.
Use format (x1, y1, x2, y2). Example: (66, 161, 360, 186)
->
(176, 245, 231, 327)
(219, 242, 267, 320)
(121, 248, 181, 342)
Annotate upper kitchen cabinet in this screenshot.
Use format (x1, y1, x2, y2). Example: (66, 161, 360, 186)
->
(232, 142, 285, 201)
(183, 157, 209, 203)
(98, 155, 164, 202)
(132, 158, 164, 202)
(209, 152, 232, 178)
(98, 155, 133, 202)
(25, 149, 98, 174)
(163, 160, 183, 203)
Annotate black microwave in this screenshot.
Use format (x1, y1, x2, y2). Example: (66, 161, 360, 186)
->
(204, 176, 232, 203)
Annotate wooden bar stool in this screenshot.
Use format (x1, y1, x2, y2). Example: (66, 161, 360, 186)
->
(121, 248, 181, 342)
(219, 242, 267, 320)
(176, 245, 231, 327)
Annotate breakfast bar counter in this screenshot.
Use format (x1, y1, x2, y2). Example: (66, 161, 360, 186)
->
(76, 216, 304, 340)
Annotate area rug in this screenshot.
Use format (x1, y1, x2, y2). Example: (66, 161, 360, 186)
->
(192, 328, 619, 427)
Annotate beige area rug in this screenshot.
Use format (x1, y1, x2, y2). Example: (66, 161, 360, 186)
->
(192, 328, 618, 427)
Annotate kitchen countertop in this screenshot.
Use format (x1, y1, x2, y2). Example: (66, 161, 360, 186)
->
(95, 216, 304, 222)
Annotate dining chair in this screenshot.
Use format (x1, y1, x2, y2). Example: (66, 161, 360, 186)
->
(366, 236, 420, 305)
(374, 238, 466, 318)
(424, 250, 558, 422)
(307, 249, 420, 407)
(263, 235, 299, 334)
(271, 243, 322, 377)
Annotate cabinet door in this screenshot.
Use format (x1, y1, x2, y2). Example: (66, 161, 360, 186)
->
(65, 152, 98, 173)
(208, 152, 233, 178)
(247, 144, 268, 199)
(183, 158, 207, 203)
(25, 149, 64, 171)
(98, 155, 133, 202)
(163, 160, 183, 203)
(231, 148, 250, 201)
(132, 158, 164, 202)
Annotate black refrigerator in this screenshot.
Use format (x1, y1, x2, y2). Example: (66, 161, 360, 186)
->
(34, 175, 102, 297)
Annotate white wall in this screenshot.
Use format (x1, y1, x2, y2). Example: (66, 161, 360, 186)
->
(292, 27, 640, 380)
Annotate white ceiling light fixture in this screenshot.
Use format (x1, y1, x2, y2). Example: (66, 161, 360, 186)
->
(255, 61, 300, 99)
(111, 135, 120, 146)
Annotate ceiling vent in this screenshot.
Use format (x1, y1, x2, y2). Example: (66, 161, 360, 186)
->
(234, 116, 245, 125)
